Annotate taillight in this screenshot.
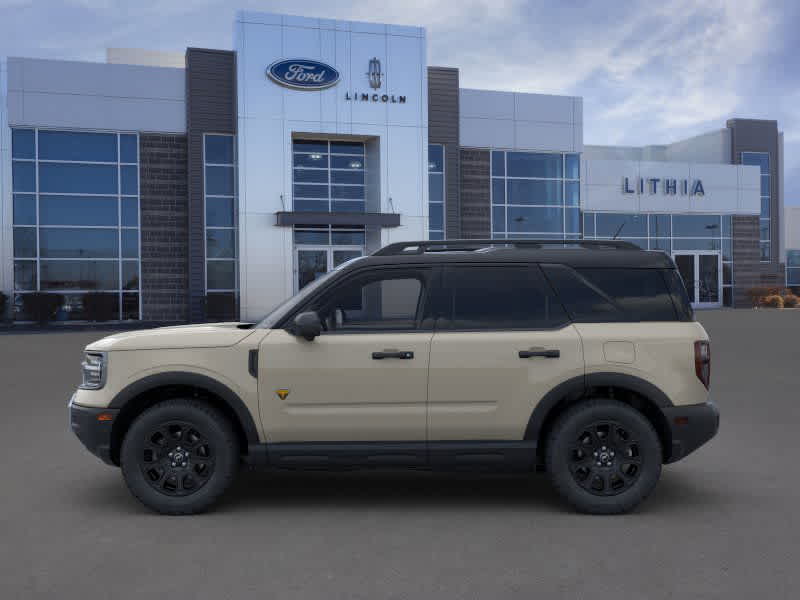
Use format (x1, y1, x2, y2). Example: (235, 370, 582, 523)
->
(694, 340, 711, 389)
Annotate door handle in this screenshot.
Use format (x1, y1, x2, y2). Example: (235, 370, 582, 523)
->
(519, 348, 560, 359)
(372, 350, 414, 360)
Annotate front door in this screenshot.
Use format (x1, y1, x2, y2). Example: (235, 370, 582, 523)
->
(674, 252, 721, 308)
(259, 267, 434, 443)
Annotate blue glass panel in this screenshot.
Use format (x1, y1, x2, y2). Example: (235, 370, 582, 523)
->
(293, 140, 328, 154)
(13, 194, 36, 225)
(491, 151, 505, 177)
(294, 153, 329, 168)
(673, 214, 721, 237)
(429, 203, 444, 231)
(331, 155, 362, 169)
(672, 238, 721, 251)
(206, 229, 236, 258)
(565, 207, 580, 234)
(121, 229, 139, 258)
(507, 206, 563, 233)
(40, 228, 117, 258)
(206, 197, 234, 227)
(583, 213, 595, 237)
(760, 220, 770, 240)
(39, 163, 117, 194)
(332, 170, 364, 185)
(760, 242, 770, 261)
(789, 268, 800, 285)
(294, 199, 328, 212)
(492, 179, 505, 205)
(122, 261, 139, 290)
(428, 144, 444, 172)
(507, 179, 562, 206)
(721, 215, 732, 237)
(14, 261, 37, 291)
(38, 131, 117, 162)
(331, 231, 366, 245)
(12, 129, 35, 159)
(649, 214, 671, 237)
(741, 152, 769, 174)
(121, 198, 139, 227)
(492, 207, 505, 233)
(294, 168, 328, 183)
(205, 166, 235, 195)
(205, 135, 234, 164)
(331, 185, 364, 200)
(120, 134, 138, 163)
(121, 165, 138, 195)
(294, 184, 329, 199)
(565, 181, 580, 206)
(787, 250, 800, 267)
(120, 292, 139, 319)
(13, 228, 36, 258)
(331, 200, 365, 213)
(294, 230, 329, 244)
(12, 161, 35, 192)
(429, 173, 443, 203)
(760, 175, 770, 196)
(622, 238, 648, 249)
(40, 195, 118, 226)
(722, 238, 732, 261)
(650, 238, 671, 253)
(595, 213, 647, 237)
(207, 260, 236, 290)
(429, 231, 444, 240)
(330, 141, 364, 155)
(565, 154, 580, 179)
(507, 152, 562, 178)
(40, 260, 119, 290)
(761, 197, 770, 218)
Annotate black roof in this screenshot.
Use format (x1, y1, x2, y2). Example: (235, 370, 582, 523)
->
(350, 239, 675, 270)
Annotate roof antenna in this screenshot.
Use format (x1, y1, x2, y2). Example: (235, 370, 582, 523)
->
(612, 221, 626, 240)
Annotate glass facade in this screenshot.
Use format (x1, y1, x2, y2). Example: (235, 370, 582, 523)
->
(293, 225, 365, 290)
(787, 250, 800, 287)
(428, 144, 445, 240)
(11, 128, 140, 320)
(292, 140, 365, 213)
(491, 150, 580, 239)
(742, 152, 770, 261)
(204, 134, 238, 304)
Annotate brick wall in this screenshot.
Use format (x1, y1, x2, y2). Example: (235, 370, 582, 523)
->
(460, 149, 490, 238)
(139, 134, 189, 322)
(732, 215, 787, 307)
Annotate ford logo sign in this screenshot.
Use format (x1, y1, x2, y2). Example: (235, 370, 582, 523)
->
(267, 59, 340, 90)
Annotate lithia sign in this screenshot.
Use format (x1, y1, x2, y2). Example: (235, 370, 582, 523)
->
(267, 57, 407, 103)
(623, 177, 705, 196)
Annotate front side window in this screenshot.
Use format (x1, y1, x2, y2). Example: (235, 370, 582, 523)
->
(441, 266, 567, 330)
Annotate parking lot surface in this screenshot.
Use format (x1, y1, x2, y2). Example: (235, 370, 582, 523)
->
(1, 309, 798, 599)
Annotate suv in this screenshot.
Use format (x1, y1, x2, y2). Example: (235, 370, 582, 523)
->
(69, 239, 718, 515)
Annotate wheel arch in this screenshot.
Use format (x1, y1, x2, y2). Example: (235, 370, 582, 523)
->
(108, 372, 260, 466)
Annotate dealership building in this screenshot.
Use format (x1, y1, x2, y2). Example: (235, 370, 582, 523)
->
(0, 10, 791, 322)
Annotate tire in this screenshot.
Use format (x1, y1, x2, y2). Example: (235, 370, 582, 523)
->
(545, 399, 662, 515)
(120, 398, 239, 515)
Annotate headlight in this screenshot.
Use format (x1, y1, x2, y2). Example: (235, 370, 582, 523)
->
(80, 352, 106, 390)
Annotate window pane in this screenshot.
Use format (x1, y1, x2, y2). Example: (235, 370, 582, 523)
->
(319, 276, 423, 331)
(122, 229, 139, 258)
(332, 170, 364, 185)
(295, 199, 329, 212)
(492, 179, 505, 205)
(721, 215, 731, 237)
(13, 227, 37, 258)
(40, 195, 118, 226)
(122, 293, 140, 320)
(428, 144, 444, 172)
(38, 131, 117, 162)
(722, 238, 732, 261)
(294, 184, 329, 199)
(39, 163, 118, 194)
(331, 155, 362, 169)
(492, 206, 505, 233)
(12, 161, 35, 192)
(760, 175, 770, 196)
(507, 152, 562, 178)
(206, 197, 234, 227)
(787, 251, 800, 267)
(650, 238, 671, 253)
(760, 242, 770, 261)
(577, 268, 677, 321)
(429, 203, 444, 231)
(331, 200, 365, 213)
(294, 230, 329, 245)
(206, 166, 235, 195)
(429, 231, 444, 240)
(542, 264, 623, 322)
(723, 286, 732, 307)
(121, 165, 138, 195)
(14, 261, 37, 291)
(207, 229, 236, 258)
(788, 268, 800, 285)
(672, 238, 721, 251)
(595, 213, 647, 238)
(507, 206, 564, 233)
(12, 129, 35, 159)
(583, 213, 595, 237)
(565, 154, 580, 179)
(761, 197, 770, 219)
(429, 173, 444, 203)
(673, 214, 721, 237)
(330, 141, 364, 155)
(507, 179, 562, 205)
(565, 181, 580, 206)
(331, 230, 366, 245)
(723, 263, 732, 285)
(293, 168, 328, 183)
(741, 152, 769, 174)
(121, 197, 139, 226)
(40, 260, 119, 290)
(649, 214, 671, 237)
(445, 266, 567, 330)
(491, 151, 505, 177)
(760, 220, 770, 240)
(565, 207, 580, 234)
(294, 153, 329, 168)
(40, 228, 118, 258)
(13, 194, 36, 225)
(122, 261, 139, 290)
(293, 140, 328, 154)
(207, 260, 236, 290)
(205, 135, 234, 164)
(120, 134, 138, 163)
(331, 185, 364, 200)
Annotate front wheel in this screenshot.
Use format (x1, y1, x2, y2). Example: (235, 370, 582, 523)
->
(120, 399, 239, 515)
(545, 399, 662, 514)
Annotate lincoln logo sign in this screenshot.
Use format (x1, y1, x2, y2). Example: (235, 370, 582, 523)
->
(266, 59, 340, 90)
(623, 177, 705, 196)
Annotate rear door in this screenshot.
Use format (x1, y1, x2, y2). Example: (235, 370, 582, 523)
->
(427, 264, 584, 441)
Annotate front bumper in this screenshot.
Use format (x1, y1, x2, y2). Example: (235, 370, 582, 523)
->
(68, 394, 119, 466)
(662, 400, 719, 463)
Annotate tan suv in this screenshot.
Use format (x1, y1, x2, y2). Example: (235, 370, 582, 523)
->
(69, 239, 718, 515)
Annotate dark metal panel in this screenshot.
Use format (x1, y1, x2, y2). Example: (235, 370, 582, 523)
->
(427, 67, 461, 239)
(275, 211, 401, 227)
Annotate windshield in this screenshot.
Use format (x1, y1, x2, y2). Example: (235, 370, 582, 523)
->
(256, 255, 368, 328)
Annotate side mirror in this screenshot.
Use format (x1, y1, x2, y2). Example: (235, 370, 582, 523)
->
(293, 311, 322, 341)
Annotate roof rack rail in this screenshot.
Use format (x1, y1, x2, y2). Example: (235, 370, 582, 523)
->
(373, 238, 640, 256)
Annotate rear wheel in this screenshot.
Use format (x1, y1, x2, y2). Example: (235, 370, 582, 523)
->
(545, 399, 662, 514)
(121, 398, 239, 515)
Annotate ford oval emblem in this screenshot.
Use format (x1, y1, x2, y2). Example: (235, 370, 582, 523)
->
(267, 59, 340, 90)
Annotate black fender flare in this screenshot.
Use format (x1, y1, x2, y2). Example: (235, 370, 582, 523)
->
(108, 371, 260, 444)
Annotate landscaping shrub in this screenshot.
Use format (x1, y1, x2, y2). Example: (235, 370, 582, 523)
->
(782, 294, 799, 308)
(21, 293, 64, 324)
(746, 287, 770, 307)
(82, 292, 118, 322)
(762, 295, 784, 309)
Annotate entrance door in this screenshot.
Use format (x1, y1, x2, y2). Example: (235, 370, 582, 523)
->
(673, 252, 721, 308)
(295, 246, 363, 291)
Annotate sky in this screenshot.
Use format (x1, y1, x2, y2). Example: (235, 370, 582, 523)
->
(2, 0, 798, 204)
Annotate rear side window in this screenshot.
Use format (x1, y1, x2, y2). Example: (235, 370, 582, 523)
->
(441, 265, 568, 330)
